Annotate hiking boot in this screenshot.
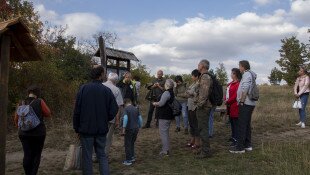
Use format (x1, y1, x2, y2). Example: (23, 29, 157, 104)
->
(229, 147, 245, 154)
(175, 127, 181, 132)
(301, 122, 306, 128)
(184, 128, 189, 135)
(296, 122, 302, 126)
(245, 147, 253, 152)
(122, 160, 133, 166)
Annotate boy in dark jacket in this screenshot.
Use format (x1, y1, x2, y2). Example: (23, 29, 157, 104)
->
(73, 66, 118, 175)
(122, 98, 143, 166)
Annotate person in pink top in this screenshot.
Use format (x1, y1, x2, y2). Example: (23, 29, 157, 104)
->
(294, 66, 310, 128)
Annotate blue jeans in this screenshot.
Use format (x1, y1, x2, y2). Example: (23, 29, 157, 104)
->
(299, 93, 309, 123)
(175, 102, 189, 128)
(208, 107, 216, 137)
(80, 135, 109, 175)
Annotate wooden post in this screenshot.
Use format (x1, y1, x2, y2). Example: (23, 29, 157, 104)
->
(127, 60, 130, 71)
(0, 34, 11, 175)
(116, 59, 120, 75)
(98, 36, 107, 79)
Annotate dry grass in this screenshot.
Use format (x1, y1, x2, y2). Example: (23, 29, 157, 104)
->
(5, 85, 310, 175)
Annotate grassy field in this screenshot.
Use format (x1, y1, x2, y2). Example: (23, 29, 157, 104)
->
(5, 85, 310, 175)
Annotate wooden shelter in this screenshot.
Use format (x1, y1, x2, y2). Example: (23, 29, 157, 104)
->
(94, 45, 139, 77)
(0, 17, 42, 174)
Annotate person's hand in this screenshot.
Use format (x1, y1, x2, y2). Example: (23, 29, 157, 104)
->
(153, 102, 158, 106)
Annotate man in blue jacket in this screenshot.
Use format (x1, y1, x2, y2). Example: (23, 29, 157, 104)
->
(73, 66, 118, 175)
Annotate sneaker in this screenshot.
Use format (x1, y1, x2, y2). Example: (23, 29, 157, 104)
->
(245, 147, 253, 151)
(122, 160, 133, 166)
(131, 156, 136, 162)
(296, 122, 302, 126)
(142, 125, 150, 129)
(229, 147, 245, 154)
(175, 127, 181, 132)
(230, 142, 237, 148)
(159, 151, 169, 157)
(301, 123, 306, 128)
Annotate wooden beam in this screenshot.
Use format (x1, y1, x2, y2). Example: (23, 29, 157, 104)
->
(98, 36, 107, 79)
(0, 34, 11, 175)
(116, 60, 120, 75)
(127, 60, 131, 71)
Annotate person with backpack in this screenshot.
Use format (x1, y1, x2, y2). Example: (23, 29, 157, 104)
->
(194, 59, 213, 159)
(153, 79, 175, 157)
(174, 75, 189, 134)
(225, 68, 242, 147)
(230, 60, 257, 154)
(117, 72, 137, 106)
(73, 66, 118, 175)
(294, 66, 310, 129)
(14, 86, 51, 175)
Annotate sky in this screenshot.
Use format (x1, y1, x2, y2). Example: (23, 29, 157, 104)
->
(29, 0, 310, 83)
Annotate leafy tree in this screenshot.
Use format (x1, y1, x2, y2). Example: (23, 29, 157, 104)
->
(131, 63, 152, 85)
(215, 63, 228, 85)
(276, 36, 309, 85)
(268, 67, 283, 85)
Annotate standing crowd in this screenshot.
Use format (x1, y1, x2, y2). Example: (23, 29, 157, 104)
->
(13, 59, 309, 175)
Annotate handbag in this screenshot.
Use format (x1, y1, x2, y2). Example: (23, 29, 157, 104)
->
(293, 99, 302, 109)
(63, 144, 83, 171)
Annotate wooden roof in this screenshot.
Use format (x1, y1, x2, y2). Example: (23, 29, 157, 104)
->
(0, 17, 42, 62)
(95, 47, 139, 62)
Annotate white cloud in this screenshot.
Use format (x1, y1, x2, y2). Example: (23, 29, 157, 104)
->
(290, 0, 310, 23)
(254, 0, 278, 6)
(35, 4, 103, 39)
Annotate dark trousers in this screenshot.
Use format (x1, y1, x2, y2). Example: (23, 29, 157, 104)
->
(188, 110, 199, 137)
(146, 102, 158, 126)
(237, 104, 255, 150)
(229, 117, 238, 141)
(19, 135, 46, 175)
(196, 107, 211, 154)
(124, 128, 139, 161)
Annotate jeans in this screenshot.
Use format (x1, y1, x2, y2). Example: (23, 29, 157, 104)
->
(175, 102, 189, 128)
(105, 123, 115, 156)
(229, 117, 238, 140)
(209, 107, 216, 137)
(146, 102, 158, 126)
(159, 119, 172, 153)
(80, 135, 109, 175)
(299, 93, 309, 123)
(237, 104, 255, 150)
(19, 135, 45, 175)
(124, 128, 139, 161)
(196, 107, 211, 154)
(188, 110, 199, 137)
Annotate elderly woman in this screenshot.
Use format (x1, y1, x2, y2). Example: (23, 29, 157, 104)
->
(153, 79, 175, 156)
(294, 66, 310, 129)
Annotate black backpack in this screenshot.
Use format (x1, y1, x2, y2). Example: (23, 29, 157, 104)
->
(204, 73, 223, 106)
(169, 98, 182, 117)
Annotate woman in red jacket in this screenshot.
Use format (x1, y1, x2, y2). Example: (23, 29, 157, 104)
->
(225, 68, 242, 147)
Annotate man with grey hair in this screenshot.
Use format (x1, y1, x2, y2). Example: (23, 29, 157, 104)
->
(143, 70, 166, 128)
(194, 59, 213, 159)
(103, 72, 124, 156)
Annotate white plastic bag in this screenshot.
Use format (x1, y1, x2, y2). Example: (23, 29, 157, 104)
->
(293, 99, 302, 109)
(63, 144, 82, 171)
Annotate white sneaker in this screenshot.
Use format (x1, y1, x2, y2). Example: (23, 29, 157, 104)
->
(301, 123, 306, 128)
(245, 147, 253, 151)
(296, 122, 302, 126)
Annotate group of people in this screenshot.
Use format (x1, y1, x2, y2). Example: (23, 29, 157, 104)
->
(13, 59, 309, 175)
